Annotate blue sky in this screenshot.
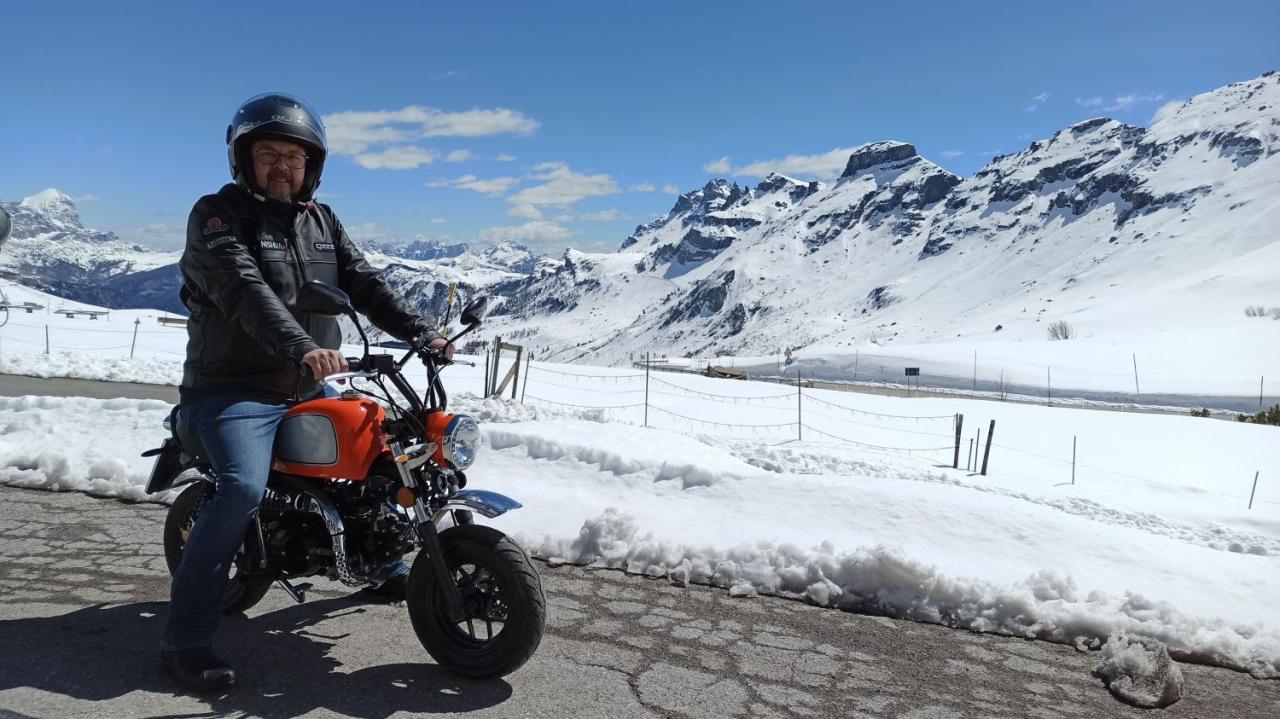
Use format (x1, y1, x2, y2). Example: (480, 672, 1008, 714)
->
(2, 1, 1276, 253)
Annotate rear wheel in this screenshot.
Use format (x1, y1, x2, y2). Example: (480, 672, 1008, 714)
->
(407, 524, 545, 678)
(163, 481, 273, 614)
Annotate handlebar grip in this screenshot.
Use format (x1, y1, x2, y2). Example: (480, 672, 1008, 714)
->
(345, 357, 364, 373)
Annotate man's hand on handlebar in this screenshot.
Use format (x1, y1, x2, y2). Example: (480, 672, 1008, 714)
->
(301, 348, 348, 378)
(427, 337, 454, 361)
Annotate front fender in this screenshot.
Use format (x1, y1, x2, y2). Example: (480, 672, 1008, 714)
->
(440, 489, 522, 519)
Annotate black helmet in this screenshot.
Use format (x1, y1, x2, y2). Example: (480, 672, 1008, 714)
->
(226, 93, 327, 201)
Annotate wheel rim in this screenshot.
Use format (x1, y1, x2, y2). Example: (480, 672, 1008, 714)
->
(441, 562, 511, 647)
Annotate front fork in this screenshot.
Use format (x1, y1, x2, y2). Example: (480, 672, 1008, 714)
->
(389, 441, 468, 624)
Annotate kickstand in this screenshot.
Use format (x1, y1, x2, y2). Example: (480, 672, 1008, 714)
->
(276, 578, 311, 604)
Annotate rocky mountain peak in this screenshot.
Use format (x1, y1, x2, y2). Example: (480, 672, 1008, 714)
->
(2, 188, 118, 244)
(840, 141, 918, 178)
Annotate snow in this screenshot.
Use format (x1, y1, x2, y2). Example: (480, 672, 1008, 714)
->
(19, 188, 74, 211)
(1094, 635, 1185, 708)
(2, 319, 1278, 677)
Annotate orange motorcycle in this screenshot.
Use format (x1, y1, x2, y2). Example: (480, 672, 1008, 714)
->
(144, 281, 544, 678)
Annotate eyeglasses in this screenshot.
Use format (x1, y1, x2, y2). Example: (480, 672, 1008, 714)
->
(252, 149, 308, 169)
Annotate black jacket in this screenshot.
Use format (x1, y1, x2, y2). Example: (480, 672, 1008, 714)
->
(179, 184, 437, 399)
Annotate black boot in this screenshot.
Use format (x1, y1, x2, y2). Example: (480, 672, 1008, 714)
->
(159, 647, 236, 692)
(357, 573, 409, 603)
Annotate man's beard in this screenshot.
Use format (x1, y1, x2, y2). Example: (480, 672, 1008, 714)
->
(265, 176, 294, 202)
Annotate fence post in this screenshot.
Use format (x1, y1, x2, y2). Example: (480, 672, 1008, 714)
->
(521, 352, 532, 403)
(968, 438, 975, 471)
(1132, 354, 1140, 395)
(644, 352, 650, 428)
(953, 413, 964, 469)
(130, 318, 140, 358)
(981, 420, 995, 476)
(796, 371, 803, 441)
(853, 347, 859, 382)
(975, 428, 981, 471)
(45, 324, 49, 355)
(483, 349, 490, 396)
(1249, 471, 1260, 510)
(1072, 435, 1077, 485)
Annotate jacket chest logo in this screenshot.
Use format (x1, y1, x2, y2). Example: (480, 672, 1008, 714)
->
(259, 236, 287, 251)
(313, 242, 335, 252)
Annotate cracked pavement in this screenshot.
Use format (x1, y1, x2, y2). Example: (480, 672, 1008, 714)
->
(1, 485, 1278, 718)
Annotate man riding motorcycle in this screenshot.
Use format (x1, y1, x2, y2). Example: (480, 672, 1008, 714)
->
(162, 92, 452, 691)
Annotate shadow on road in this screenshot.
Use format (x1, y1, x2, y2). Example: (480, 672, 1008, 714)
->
(0, 599, 512, 718)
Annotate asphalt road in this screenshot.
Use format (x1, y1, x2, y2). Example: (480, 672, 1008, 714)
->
(1, 486, 1278, 719)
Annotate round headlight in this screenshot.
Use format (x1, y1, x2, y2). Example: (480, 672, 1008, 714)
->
(443, 414, 480, 470)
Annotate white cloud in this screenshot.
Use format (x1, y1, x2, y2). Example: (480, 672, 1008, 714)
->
(703, 156, 732, 174)
(732, 147, 858, 180)
(506, 162, 619, 207)
(496, 153, 517, 162)
(1026, 91, 1051, 112)
(1075, 92, 1165, 113)
(325, 106, 538, 154)
(630, 183, 656, 192)
(939, 150, 965, 159)
(444, 149, 472, 163)
(477, 221, 571, 246)
(323, 106, 537, 170)
(507, 204, 544, 220)
(662, 184, 681, 195)
(427, 174, 519, 195)
(72, 193, 100, 204)
(1151, 99, 1184, 125)
(577, 209, 628, 222)
(429, 218, 447, 224)
(353, 146, 438, 170)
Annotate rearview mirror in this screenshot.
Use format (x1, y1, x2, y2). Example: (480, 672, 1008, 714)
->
(460, 297, 489, 326)
(296, 280, 353, 317)
(0, 206, 12, 246)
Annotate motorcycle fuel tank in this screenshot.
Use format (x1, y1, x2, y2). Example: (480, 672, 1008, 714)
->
(272, 395, 388, 480)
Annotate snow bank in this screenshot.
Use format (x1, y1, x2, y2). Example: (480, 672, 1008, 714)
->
(0, 350, 183, 385)
(520, 509, 1279, 679)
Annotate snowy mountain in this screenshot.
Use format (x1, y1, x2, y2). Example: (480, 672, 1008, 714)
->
(5, 72, 1277, 368)
(0, 190, 183, 311)
(484, 71, 1280, 364)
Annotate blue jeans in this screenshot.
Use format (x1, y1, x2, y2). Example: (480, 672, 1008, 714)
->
(162, 386, 408, 651)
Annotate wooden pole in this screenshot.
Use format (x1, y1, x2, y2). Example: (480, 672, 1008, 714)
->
(853, 347, 859, 382)
(483, 349, 490, 396)
(797, 371, 803, 441)
(1072, 435, 1077, 485)
(130, 318, 139, 358)
(975, 428, 981, 471)
(967, 439, 974, 471)
(953, 414, 964, 469)
(1249, 471, 1259, 510)
(44, 324, 49, 355)
(981, 420, 995, 476)
(520, 352, 532, 403)
(644, 352, 650, 428)
(510, 346, 521, 400)
(1132, 354, 1140, 395)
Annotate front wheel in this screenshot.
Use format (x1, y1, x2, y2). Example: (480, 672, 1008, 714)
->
(163, 481, 273, 614)
(407, 524, 545, 678)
